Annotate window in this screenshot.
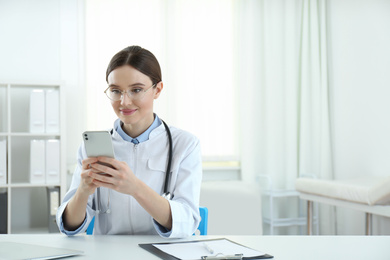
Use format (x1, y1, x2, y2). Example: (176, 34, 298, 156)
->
(85, 0, 238, 162)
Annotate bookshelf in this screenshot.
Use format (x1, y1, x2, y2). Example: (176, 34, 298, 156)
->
(0, 82, 66, 234)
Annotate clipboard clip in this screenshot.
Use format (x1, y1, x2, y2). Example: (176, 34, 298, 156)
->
(201, 253, 243, 260)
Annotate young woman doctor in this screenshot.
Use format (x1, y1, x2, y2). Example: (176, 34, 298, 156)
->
(56, 46, 202, 238)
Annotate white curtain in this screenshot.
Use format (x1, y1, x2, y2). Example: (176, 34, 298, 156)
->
(237, 0, 335, 234)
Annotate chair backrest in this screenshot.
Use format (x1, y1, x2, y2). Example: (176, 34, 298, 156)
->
(196, 207, 208, 235)
(86, 206, 208, 235)
(86, 216, 95, 235)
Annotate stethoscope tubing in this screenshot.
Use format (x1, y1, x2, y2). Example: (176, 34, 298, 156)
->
(161, 120, 173, 197)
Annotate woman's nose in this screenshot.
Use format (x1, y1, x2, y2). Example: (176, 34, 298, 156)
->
(120, 93, 133, 105)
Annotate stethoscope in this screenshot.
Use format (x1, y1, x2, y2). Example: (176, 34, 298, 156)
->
(96, 120, 173, 214)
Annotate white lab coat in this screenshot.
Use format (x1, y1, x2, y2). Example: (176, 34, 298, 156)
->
(56, 122, 202, 238)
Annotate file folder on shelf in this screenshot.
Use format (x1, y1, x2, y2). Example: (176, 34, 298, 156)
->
(29, 89, 45, 133)
(30, 140, 45, 184)
(0, 139, 6, 185)
(45, 89, 60, 133)
(47, 187, 60, 233)
(0, 190, 7, 234)
(46, 140, 60, 184)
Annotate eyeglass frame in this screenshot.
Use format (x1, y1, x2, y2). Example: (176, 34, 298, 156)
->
(104, 83, 157, 101)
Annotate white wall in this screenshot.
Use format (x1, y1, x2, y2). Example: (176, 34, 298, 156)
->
(328, 0, 390, 235)
(0, 0, 85, 177)
(0, 0, 61, 81)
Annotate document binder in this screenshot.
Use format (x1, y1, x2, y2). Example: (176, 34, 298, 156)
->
(30, 140, 45, 184)
(0, 190, 7, 234)
(139, 238, 273, 260)
(45, 89, 60, 133)
(29, 89, 45, 133)
(47, 187, 60, 233)
(46, 140, 60, 184)
(0, 139, 6, 185)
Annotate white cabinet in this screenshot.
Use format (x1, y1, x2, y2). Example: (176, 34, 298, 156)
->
(0, 82, 66, 234)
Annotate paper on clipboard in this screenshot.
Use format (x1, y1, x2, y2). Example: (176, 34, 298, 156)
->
(152, 239, 268, 260)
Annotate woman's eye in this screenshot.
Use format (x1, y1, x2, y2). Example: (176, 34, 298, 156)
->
(131, 88, 142, 94)
(111, 89, 121, 94)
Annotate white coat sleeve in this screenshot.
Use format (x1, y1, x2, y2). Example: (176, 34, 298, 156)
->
(56, 145, 95, 235)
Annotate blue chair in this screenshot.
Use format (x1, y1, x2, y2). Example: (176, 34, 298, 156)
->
(197, 206, 208, 235)
(86, 216, 95, 235)
(86, 206, 208, 235)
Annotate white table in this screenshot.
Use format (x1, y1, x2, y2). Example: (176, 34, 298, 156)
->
(0, 234, 389, 259)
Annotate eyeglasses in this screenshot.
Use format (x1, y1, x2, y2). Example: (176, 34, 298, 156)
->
(104, 84, 156, 101)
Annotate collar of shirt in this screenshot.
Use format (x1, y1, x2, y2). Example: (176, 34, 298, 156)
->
(114, 114, 162, 143)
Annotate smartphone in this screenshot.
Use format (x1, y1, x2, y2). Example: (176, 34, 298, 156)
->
(82, 131, 115, 170)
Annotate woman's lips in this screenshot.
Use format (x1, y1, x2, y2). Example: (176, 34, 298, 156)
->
(120, 109, 137, 115)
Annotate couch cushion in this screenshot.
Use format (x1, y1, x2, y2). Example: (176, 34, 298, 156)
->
(295, 176, 390, 206)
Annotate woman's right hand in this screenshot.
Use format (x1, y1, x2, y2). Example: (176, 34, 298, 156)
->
(63, 157, 100, 231)
(79, 157, 100, 195)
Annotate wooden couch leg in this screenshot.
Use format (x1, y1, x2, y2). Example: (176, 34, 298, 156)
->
(307, 201, 313, 235)
(365, 213, 372, 235)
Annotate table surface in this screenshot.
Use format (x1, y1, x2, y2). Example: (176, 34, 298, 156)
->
(1, 234, 389, 260)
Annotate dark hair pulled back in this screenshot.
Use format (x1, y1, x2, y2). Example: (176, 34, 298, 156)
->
(106, 45, 162, 85)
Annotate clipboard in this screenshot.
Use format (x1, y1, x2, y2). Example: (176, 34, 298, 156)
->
(139, 238, 274, 260)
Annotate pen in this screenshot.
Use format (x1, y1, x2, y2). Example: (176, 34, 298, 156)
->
(203, 242, 214, 254)
(201, 254, 243, 260)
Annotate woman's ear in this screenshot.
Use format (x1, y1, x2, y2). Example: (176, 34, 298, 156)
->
(154, 81, 163, 99)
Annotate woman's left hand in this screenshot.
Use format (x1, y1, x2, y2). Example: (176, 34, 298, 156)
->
(88, 157, 140, 196)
